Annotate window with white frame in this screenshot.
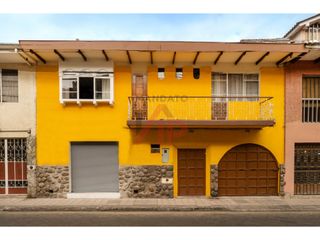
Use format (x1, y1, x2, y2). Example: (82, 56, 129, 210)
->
(61, 71, 114, 104)
(158, 68, 165, 80)
(212, 72, 259, 101)
(176, 68, 183, 80)
(0, 69, 18, 103)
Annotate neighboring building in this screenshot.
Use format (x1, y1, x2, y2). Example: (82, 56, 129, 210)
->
(17, 40, 307, 198)
(0, 44, 36, 196)
(284, 14, 320, 195)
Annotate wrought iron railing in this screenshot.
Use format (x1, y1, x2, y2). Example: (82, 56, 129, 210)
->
(128, 96, 274, 121)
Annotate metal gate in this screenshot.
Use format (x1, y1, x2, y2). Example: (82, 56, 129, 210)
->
(71, 142, 119, 193)
(295, 143, 320, 195)
(0, 138, 28, 194)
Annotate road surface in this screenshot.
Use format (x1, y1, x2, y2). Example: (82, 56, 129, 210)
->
(1, 211, 320, 226)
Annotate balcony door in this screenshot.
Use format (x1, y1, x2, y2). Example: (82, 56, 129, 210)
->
(211, 73, 227, 120)
(132, 74, 147, 120)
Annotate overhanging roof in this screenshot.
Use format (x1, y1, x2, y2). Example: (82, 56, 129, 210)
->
(0, 43, 27, 64)
(17, 40, 310, 66)
(19, 40, 306, 52)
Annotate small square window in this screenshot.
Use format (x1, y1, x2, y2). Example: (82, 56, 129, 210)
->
(193, 68, 200, 79)
(176, 68, 183, 80)
(151, 144, 160, 153)
(158, 68, 165, 80)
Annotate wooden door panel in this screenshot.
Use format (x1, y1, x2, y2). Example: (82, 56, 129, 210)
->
(218, 144, 279, 196)
(132, 74, 147, 120)
(178, 149, 206, 196)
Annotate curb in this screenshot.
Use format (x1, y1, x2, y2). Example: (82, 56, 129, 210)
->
(1, 205, 320, 212)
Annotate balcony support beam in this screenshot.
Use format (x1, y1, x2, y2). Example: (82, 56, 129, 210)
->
(54, 49, 65, 61)
(172, 51, 176, 65)
(276, 52, 293, 66)
(29, 49, 46, 64)
(126, 50, 132, 64)
(234, 51, 247, 65)
(102, 50, 109, 61)
(193, 51, 200, 65)
(214, 51, 223, 65)
(150, 51, 153, 64)
(255, 52, 269, 65)
(287, 52, 307, 64)
(77, 50, 87, 61)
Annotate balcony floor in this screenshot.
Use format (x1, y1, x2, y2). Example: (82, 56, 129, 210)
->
(127, 120, 275, 129)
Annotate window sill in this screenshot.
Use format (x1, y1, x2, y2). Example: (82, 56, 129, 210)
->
(60, 99, 114, 106)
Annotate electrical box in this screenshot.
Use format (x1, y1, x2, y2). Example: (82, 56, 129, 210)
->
(161, 148, 169, 163)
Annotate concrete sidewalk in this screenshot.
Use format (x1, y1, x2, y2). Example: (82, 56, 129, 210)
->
(1, 196, 320, 212)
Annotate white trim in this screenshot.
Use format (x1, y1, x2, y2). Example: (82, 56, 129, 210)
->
(67, 192, 120, 199)
(59, 71, 63, 104)
(60, 72, 114, 105)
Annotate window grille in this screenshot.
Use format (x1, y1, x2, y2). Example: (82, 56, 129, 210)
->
(0, 69, 18, 103)
(302, 76, 320, 123)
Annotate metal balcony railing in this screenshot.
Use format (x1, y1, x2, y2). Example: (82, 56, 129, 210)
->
(128, 96, 274, 121)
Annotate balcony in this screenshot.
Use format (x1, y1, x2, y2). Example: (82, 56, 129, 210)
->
(127, 96, 275, 129)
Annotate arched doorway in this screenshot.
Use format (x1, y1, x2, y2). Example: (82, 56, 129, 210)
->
(218, 144, 279, 196)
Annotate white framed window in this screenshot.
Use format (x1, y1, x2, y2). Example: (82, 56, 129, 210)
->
(176, 68, 183, 80)
(60, 71, 114, 105)
(158, 68, 165, 80)
(0, 69, 18, 103)
(212, 72, 259, 101)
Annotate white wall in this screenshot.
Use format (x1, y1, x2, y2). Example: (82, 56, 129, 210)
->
(0, 65, 36, 138)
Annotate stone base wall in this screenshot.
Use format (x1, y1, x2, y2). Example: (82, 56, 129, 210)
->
(119, 165, 174, 198)
(36, 166, 69, 198)
(279, 164, 286, 196)
(26, 136, 37, 198)
(210, 164, 218, 198)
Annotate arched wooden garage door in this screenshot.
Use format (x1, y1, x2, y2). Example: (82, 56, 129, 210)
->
(218, 144, 278, 196)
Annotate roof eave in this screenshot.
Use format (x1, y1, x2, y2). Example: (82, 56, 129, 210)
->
(18, 40, 307, 53)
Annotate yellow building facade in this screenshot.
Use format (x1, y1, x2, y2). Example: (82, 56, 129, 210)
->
(34, 46, 286, 198)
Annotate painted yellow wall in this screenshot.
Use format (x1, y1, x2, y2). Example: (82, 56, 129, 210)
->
(36, 65, 132, 166)
(36, 64, 284, 197)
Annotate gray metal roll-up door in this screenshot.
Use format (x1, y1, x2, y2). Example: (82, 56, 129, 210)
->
(71, 142, 119, 193)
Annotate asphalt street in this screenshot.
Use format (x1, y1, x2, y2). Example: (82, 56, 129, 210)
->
(1, 211, 320, 226)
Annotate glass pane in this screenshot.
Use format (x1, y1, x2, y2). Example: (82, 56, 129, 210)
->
(244, 74, 259, 81)
(213, 81, 227, 96)
(95, 78, 110, 99)
(212, 73, 227, 81)
(228, 74, 243, 97)
(176, 68, 183, 80)
(245, 81, 259, 96)
(158, 68, 165, 80)
(62, 78, 77, 99)
(79, 77, 94, 99)
(2, 69, 18, 102)
(158, 72, 165, 80)
(212, 73, 226, 95)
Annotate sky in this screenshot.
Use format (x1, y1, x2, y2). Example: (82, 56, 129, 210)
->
(0, 14, 314, 43)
